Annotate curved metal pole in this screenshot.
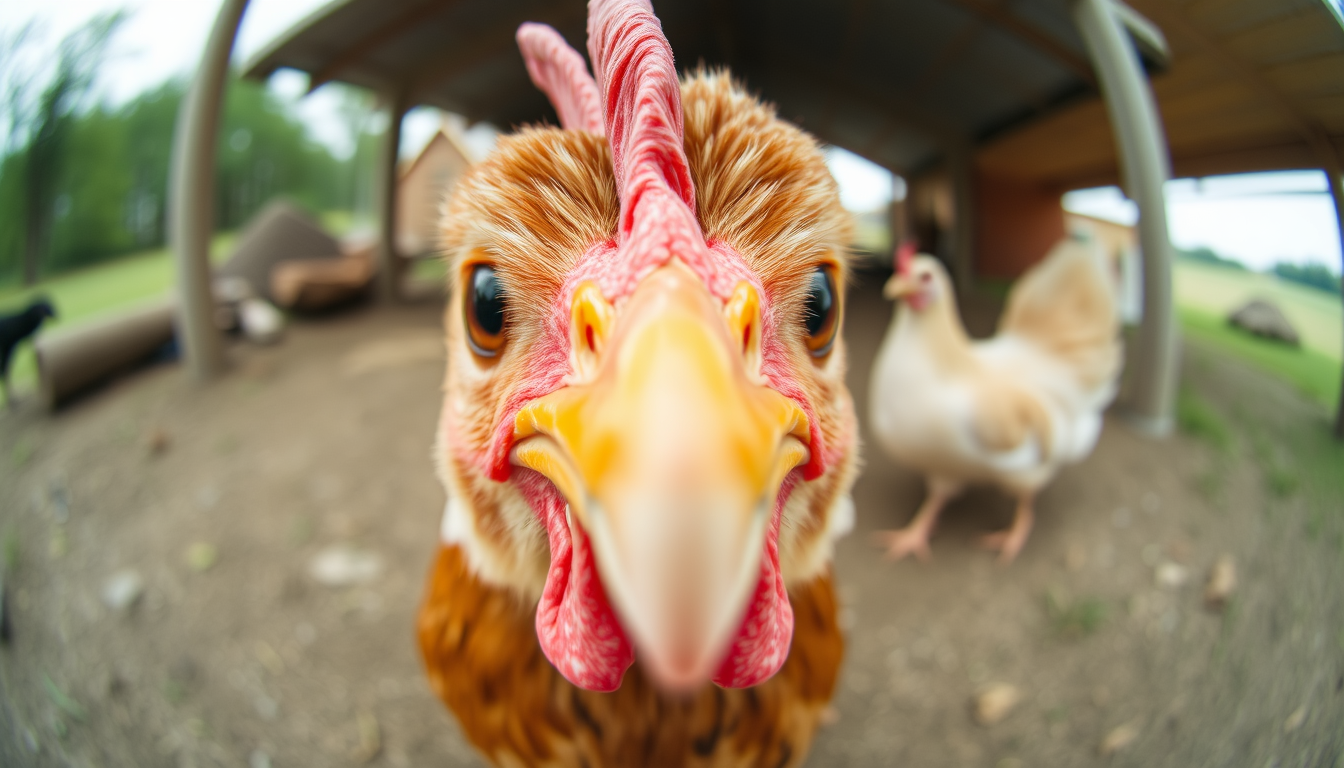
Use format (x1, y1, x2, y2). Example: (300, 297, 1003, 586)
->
(1073, 0, 1178, 438)
(1329, 168, 1344, 439)
(169, 0, 251, 380)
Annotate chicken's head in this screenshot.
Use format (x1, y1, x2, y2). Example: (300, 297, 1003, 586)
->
(884, 243, 949, 312)
(434, 0, 857, 695)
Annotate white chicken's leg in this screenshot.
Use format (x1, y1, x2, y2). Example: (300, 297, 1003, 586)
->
(873, 482, 954, 562)
(980, 494, 1034, 564)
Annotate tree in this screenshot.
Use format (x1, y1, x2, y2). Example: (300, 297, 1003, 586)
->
(4, 13, 126, 285)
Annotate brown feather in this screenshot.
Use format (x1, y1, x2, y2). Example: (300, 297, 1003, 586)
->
(419, 545, 844, 768)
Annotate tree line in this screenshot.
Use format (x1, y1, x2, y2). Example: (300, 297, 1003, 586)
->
(0, 13, 368, 287)
(1179, 246, 1342, 296)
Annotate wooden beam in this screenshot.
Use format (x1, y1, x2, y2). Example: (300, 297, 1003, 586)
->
(1140, 4, 1339, 169)
(763, 60, 971, 149)
(946, 0, 1096, 85)
(406, 0, 586, 105)
(308, 0, 460, 93)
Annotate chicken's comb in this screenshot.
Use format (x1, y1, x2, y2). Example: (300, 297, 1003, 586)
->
(517, 23, 605, 135)
(588, 0, 699, 249)
(895, 240, 918, 276)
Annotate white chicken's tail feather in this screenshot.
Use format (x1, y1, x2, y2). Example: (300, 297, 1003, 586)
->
(997, 237, 1123, 395)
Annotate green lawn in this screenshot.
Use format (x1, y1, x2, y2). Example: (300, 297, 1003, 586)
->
(1173, 260, 1341, 362)
(0, 232, 236, 398)
(1178, 306, 1341, 409)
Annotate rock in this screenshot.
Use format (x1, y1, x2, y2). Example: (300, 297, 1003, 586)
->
(973, 683, 1022, 726)
(217, 200, 341, 303)
(249, 750, 272, 768)
(1099, 722, 1140, 755)
(185, 542, 219, 572)
(1283, 706, 1306, 733)
(254, 693, 279, 720)
(48, 480, 70, 524)
(239, 298, 285, 345)
(309, 546, 382, 587)
(352, 709, 382, 763)
(1228, 299, 1300, 346)
(1155, 562, 1188, 589)
(145, 428, 170, 456)
(101, 570, 144, 613)
(1205, 554, 1237, 611)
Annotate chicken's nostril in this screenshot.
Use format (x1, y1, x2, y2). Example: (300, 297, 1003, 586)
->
(586, 324, 596, 353)
(742, 323, 751, 354)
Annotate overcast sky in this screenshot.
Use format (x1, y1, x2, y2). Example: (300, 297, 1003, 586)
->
(3, 0, 1341, 274)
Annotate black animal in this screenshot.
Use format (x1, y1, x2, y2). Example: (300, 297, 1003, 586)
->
(1, 298, 57, 408)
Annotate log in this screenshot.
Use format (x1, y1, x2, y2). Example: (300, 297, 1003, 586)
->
(35, 298, 177, 409)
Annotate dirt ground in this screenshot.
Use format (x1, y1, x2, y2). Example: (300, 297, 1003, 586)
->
(1, 275, 1341, 768)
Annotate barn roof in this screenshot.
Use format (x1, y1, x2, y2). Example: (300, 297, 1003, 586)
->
(244, 0, 1344, 187)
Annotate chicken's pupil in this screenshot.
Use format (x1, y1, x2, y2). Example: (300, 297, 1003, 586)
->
(804, 268, 833, 337)
(471, 266, 505, 336)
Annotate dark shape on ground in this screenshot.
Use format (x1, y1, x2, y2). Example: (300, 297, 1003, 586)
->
(219, 201, 341, 303)
(1227, 299, 1300, 347)
(0, 297, 57, 408)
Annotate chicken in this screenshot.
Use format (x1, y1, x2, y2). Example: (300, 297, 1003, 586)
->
(869, 238, 1121, 563)
(417, 2, 859, 766)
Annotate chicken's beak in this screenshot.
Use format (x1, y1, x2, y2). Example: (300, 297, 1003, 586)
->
(511, 262, 810, 690)
(882, 273, 919, 301)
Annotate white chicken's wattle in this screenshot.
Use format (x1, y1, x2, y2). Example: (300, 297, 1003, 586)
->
(869, 238, 1122, 563)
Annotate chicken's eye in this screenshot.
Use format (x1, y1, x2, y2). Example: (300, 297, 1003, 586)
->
(466, 264, 506, 357)
(803, 265, 839, 357)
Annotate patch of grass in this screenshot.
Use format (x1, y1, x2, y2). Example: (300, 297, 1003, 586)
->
(0, 231, 238, 396)
(2, 529, 18, 573)
(1045, 589, 1108, 639)
(41, 674, 86, 722)
(410, 255, 448, 284)
(1176, 387, 1232, 453)
(1174, 260, 1342, 362)
(11, 438, 35, 468)
(1264, 464, 1300, 499)
(1178, 307, 1341, 409)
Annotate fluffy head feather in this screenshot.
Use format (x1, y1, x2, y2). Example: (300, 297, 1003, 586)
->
(435, 6, 855, 693)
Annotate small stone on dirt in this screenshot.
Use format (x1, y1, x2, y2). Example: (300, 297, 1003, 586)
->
(309, 546, 382, 587)
(1155, 562, 1188, 589)
(145, 429, 170, 456)
(973, 683, 1021, 726)
(249, 750, 271, 768)
(1099, 722, 1140, 755)
(254, 693, 279, 720)
(102, 570, 145, 613)
(185, 542, 219, 572)
(1283, 706, 1306, 733)
(1205, 554, 1237, 611)
(352, 709, 382, 763)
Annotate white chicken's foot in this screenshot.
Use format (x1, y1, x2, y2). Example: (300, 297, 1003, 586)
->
(873, 489, 949, 562)
(980, 496, 1035, 564)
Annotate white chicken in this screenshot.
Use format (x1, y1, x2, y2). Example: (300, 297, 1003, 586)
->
(868, 238, 1122, 563)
